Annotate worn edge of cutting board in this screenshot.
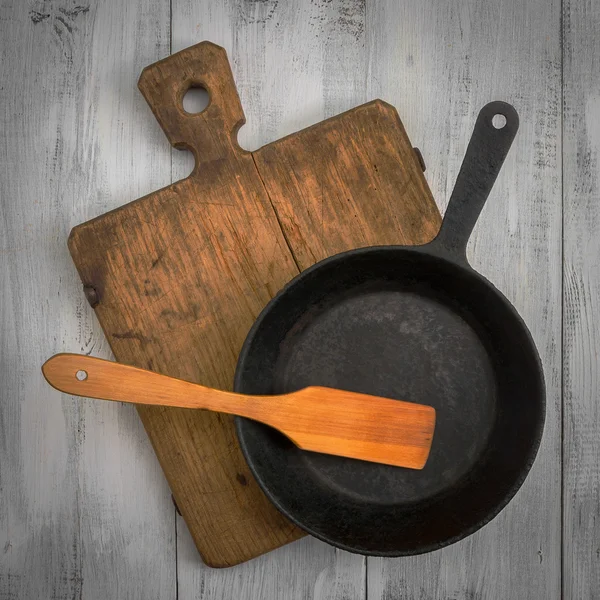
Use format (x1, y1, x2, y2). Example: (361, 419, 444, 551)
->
(67, 41, 442, 567)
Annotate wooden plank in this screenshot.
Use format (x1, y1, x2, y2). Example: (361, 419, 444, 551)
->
(172, 0, 367, 595)
(366, 1, 562, 599)
(177, 527, 366, 600)
(0, 1, 175, 599)
(563, 1, 600, 597)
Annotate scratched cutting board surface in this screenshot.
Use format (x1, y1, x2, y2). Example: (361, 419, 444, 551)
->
(67, 41, 441, 567)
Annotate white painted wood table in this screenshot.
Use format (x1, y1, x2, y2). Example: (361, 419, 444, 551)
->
(0, 1, 597, 598)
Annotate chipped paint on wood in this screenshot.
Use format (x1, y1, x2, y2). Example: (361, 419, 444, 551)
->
(366, 0, 562, 599)
(0, 0, 175, 599)
(563, 1, 600, 598)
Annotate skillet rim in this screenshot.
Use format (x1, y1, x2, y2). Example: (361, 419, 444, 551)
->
(234, 243, 546, 556)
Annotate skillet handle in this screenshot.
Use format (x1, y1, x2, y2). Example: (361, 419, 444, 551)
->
(432, 101, 519, 262)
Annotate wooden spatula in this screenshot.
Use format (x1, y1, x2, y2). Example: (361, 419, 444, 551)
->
(42, 353, 435, 469)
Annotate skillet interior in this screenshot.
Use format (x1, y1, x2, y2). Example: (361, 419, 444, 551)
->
(235, 247, 544, 555)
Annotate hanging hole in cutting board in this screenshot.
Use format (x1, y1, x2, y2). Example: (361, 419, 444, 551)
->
(76, 370, 87, 381)
(492, 114, 507, 129)
(182, 86, 210, 114)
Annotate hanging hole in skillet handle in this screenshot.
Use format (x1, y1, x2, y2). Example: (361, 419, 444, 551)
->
(76, 370, 88, 381)
(430, 101, 519, 264)
(137, 42, 246, 165)
(492, 114, 507, 129)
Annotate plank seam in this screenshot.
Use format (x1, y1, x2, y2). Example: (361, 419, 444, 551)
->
(250, 152, 302, 272)
(560, 1, 565, 599)
(168, 1, 179, 597)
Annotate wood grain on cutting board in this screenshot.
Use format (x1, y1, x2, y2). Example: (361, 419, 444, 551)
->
(67, 41, 441, 567)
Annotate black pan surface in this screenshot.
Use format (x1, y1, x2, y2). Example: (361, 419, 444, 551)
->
(234, 102, 545, 555)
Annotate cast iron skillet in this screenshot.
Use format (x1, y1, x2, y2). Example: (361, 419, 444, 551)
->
(234, 101, 545, 556)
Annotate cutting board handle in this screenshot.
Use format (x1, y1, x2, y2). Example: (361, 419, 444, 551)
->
(138, 41, 245, 161)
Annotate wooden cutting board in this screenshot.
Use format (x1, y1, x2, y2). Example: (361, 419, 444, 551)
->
(68, 41, 441, 567)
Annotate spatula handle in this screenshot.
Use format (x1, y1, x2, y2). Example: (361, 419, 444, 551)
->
(42, 353, 244, 413)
